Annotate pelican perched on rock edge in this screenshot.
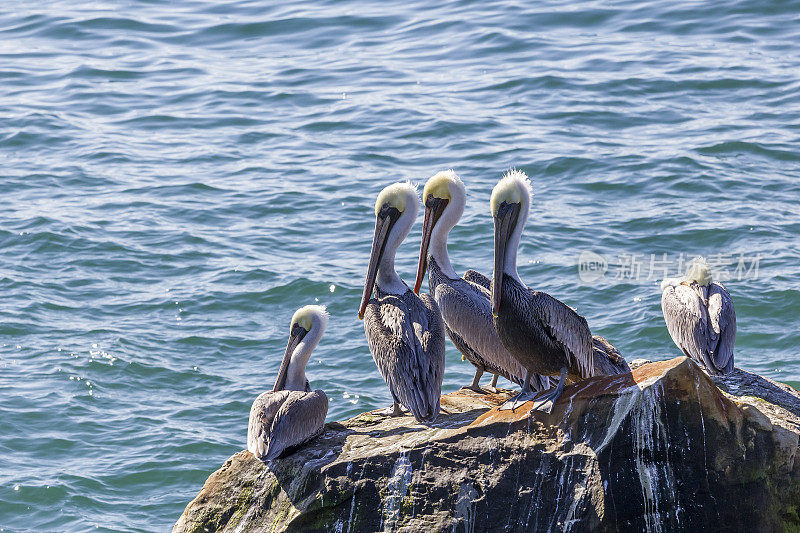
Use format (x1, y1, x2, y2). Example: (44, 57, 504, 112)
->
(359, 182, 446, 423)
(490, 171, 595, 412)
(661, 256, 736, 375)
(589, 335, 631, 379)
(247, 305, 329, 461)
(413, 170, 549, 394)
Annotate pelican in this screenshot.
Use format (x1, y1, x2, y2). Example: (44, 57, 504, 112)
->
(589, 335, 631, 377)
(247, 305, 329, 460)
(413, 170, 549, 394)
(358, 182, 446, 423)
(490, 170, 595, 412)
(661, 256, 736, 374)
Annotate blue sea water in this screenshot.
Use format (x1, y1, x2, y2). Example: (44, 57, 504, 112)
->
(1, 0, 799, 530)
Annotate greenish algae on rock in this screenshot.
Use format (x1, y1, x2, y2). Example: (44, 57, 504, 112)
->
(174, 357, 800, 532)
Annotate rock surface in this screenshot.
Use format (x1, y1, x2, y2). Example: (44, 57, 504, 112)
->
(174, 357, 800, 532)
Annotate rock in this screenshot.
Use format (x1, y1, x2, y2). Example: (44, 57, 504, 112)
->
(628, 358, 651, 370)
(173, 357, 800, 532)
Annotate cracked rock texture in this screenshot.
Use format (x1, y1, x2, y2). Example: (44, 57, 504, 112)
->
(173, 357, 800, 532)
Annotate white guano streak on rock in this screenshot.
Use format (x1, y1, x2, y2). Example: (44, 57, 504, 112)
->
(381, 453, 413, 532)
(548, 453, 574, 533)
(525, 461, 548, 532)
(695, 380, 718, 511)
(346, 459, 369, 533)
(562, 443, 594, 531)
(589, 367, 677, 533)
(454, 482, 478, 533)
(632, 381, 677, 533)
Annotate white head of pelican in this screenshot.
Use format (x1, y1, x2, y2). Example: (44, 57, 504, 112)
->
(274, 305, 329, 392)
(413, 170, 466, 292)
(358, 182, 419, 319)
(490, 170, 532, 316)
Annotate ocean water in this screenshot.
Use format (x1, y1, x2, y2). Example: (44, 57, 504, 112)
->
(1, 0, 799, 530)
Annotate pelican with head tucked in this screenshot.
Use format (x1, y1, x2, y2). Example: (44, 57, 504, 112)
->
(247, 305, 329, 461)
(490, 171, 595, 412)
(661, 256, 736, 375)
(589, 335, 631, 378)
(358, 182, 446, 423)
(413, 170, 549, 394)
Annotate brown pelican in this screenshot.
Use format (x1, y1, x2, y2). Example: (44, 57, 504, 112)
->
(490, 170, 595, 412)
(661, 256, 736, 374)
(358, 182, 446, 423)
(247, 305, 329, 460)
(413, 170, 549, 394)
(589, 335, 631, 378)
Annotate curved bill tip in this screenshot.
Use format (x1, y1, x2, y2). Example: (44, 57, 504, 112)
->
(412, 275, 422, 295)
(357, 311, 364, 320)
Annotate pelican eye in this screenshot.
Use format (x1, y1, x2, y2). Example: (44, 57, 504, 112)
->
(425, 194, 443, 206)
(424, 186, 451, 203)
(291, 316, 312, 334)
(494, 200, 518, 218)
(378, 203, 403, 220)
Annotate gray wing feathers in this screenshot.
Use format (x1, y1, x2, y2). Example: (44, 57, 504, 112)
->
(247, 390, 290, 459)
(591, 335, 631, 375)
(532, 291, 595, 378)
(661, 285, 718, 372)
(707, 282, 736, 373)
(434, 279, 536, 387)
(463, 269, 491, 290)
(418, 293, 446, 420)
(266, 390, 328, 460)
(247, 390, 328, 460)
(364, 293, 445, 423)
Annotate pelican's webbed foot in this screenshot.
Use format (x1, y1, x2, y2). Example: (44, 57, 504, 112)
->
(528, 366, 567, 415)
(498, 390, 539, 411)
(391, 400, 404, 417)
(486, 373, 500, 393)
(498, 369, 536, 411)
(379, 400, 405, 417)
(460, 368, 487, 394)
(460, 384, 488, 394)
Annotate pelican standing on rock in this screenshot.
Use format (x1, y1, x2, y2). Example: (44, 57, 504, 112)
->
(661, 256, 736, 374)
(413, 170, 549, 394)
(359, 182, 446, 423)
(490, 171, 595, 412)
(247, 305, 329, 460)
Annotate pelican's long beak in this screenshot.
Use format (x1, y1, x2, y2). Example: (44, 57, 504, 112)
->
(273, 324, 307, 392)
(491, 201, 520, 317)
(414, 196, 449, 294)
(358, 207, 400, 320)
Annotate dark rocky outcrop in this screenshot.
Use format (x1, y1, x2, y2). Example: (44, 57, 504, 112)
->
(174, 357, 800, 532)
